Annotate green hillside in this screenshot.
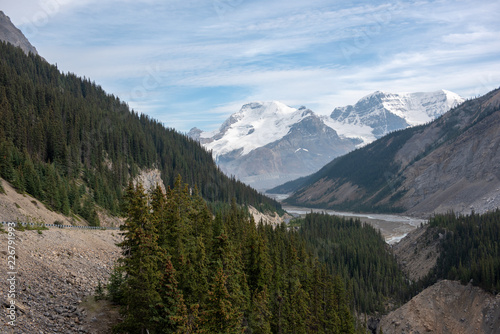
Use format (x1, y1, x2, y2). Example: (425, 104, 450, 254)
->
(0, 41, 282, 225)
(423, 210, 500, 294)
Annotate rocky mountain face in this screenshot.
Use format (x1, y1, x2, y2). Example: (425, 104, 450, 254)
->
(191, 91, 461, 191)
(0, 11, 38, 56)
(283, 87, 500, 216)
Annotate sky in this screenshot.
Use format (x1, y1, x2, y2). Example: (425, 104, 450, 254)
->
(3, 0, 500, 133)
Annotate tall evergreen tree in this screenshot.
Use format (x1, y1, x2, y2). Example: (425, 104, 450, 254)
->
(204, 265, 244, 333)
(116, 183, 166, 333)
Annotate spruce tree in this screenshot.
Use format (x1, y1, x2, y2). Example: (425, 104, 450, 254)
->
(249, 286, 272, 334)
(204, 265, 244, 333)
(153, 256, 189, 333)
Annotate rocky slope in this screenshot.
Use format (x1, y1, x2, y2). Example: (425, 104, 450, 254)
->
(284, 87, 500, 216)
(390, 225, 440, 281)
(0, 228, 122, 333)
(380, 280, 500, 334)
(0, 11, 38, 56)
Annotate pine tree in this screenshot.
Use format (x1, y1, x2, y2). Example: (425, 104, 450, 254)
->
(332, 275, 355, 334)
(0, 141, 15, 182)
(249, 286, 272, 334)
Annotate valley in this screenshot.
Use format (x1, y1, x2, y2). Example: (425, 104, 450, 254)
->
(0, 9, 499, 334)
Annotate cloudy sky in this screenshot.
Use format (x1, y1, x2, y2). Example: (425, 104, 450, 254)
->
(4, 0, 500, 132)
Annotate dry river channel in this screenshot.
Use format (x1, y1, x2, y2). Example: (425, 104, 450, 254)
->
(282, 205, 426, 245)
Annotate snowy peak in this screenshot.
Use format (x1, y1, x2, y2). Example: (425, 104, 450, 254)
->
(189, 101, 359, 190)
(330, 90, 464, 141)
(200, 101, 313, 158)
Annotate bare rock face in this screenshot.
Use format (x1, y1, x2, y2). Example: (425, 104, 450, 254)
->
(0, 11, 39, 56)
(380, 280, 500, 334)
(134, 168, 166, 194)
(390, 225, 440, 281)
(247, 205, 291, 227)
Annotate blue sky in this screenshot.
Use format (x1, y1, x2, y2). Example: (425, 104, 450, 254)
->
(4, 0, 500, 132)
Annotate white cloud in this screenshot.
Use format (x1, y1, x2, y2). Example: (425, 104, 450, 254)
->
(5, 0, 500, 133)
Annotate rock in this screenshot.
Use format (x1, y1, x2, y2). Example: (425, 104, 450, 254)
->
(380, 280, 500, 334)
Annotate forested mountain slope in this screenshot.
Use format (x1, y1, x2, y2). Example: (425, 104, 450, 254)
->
(281, 87, 500, 215)
(0, 41, 282, 225)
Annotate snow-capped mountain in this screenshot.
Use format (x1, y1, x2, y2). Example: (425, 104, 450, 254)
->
(189, 102, 360, 190)
(328, 90, 464, 144)
(189, 90, 464, 191)
(195, 101, 309, 158)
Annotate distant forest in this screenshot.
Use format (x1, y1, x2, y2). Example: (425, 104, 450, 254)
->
(298, 213, 415, 314)
(0, 41, 282, 225)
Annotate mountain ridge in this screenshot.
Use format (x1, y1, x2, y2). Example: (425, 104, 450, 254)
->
(0, 39, 283, 227)
(189, 102, 361, 190)
(282, 87, 500, 216)
(329, 89, 464, 142)
(0, 11, 39, 56)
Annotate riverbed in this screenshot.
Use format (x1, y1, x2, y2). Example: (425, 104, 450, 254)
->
(283, 206, 426, 244)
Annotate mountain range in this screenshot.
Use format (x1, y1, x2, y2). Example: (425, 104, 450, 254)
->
(278, 87, 500, 216)
(190, 90, 464, 191)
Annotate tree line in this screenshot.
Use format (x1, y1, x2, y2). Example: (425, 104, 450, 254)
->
(296, 213, 414, 314)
